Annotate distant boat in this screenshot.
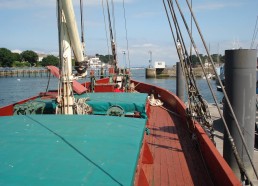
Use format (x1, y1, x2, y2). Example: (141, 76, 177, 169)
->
(215, 64, 225, 85)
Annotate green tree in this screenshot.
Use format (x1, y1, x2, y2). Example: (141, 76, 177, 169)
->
(96, 54, 113, 64)
(20, 50, 38, 65)
(12, 61, 23, 67)
(12, 53, 21, 62)
(189, 55, 200, 67)
(41, 55, 59, 67)
(0, 48, 14, 67)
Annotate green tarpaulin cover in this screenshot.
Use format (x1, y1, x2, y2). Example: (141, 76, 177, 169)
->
(0, 115, 147, 185)
(14, 93, 148, 118)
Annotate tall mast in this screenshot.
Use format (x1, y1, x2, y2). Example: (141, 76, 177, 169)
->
(106, 0, 118, 72)
(57, 0, 87, 114)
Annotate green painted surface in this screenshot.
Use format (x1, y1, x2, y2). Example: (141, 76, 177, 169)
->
(14, 93, 148, 118)
(0, 115, 146, 185)
(76, 93, 148, 117)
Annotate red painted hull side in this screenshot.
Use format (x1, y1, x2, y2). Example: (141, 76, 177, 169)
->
(131, 79, 240, 186)
(0, 96, 39, 116)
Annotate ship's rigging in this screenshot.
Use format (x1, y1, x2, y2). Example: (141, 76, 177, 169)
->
(162, 0, 258, 184)
(105, 0, 118, 72)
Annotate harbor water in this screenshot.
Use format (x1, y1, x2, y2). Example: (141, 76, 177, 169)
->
(0, 68, 224, 107)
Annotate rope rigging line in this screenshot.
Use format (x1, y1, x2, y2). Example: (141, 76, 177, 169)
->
(165, 0, 215, 143)
(106, 0, 118, 71)
(189, 0, 193, 57)
(56, 0, 63, 113)
(184, 0, 258, 181)
(80, 0, 85, 54)
(122, 0, 131, 68)
(162, 0, 192, 130)
(165, 0, 258, 183)
(111, 0, 117, 44)
(101, 0, 111, 62)
(163, 0, 257, 183)
(250, 15, 258, 49)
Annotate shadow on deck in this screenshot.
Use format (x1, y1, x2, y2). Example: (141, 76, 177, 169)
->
(143, 106, 214, 186)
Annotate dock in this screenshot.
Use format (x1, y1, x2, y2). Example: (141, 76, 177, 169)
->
(209, 103, 258, 184)
(0, 68, 49, 78)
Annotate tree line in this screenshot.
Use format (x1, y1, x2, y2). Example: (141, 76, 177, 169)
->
(0, 48, 113, 68)
(0, 48, 59, 67)
(189, 54, 225, 67)
(0, 47, 225, 68)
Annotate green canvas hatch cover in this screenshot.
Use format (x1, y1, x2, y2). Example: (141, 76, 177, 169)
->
(76, 93, 148, 117)
(0, 115, 147, 185)
(13, 93, 148, 118)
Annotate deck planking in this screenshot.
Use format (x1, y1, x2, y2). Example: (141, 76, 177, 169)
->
(143, 106, 214, 186)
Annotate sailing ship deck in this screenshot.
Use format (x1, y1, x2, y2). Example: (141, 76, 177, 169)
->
(0, 90, 242, 185)
(143, 106, 214, 185)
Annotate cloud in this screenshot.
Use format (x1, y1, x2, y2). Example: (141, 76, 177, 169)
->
(193, 2, 243, 12)
(11, 49, 22, 54)
(133, 11, 160, 19)
(117, 42, 178, 67)
(131, 43, 158, 48)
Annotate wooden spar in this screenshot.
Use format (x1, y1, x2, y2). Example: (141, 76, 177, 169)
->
(47, 66, 87, 94)
(57, 0, 86, 114)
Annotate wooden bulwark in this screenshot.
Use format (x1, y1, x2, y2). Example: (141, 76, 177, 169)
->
(132, 80, 241, 186)
(141, 106, 214, 185)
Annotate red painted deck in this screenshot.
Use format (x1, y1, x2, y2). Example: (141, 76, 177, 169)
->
(143, 106, 214, 186)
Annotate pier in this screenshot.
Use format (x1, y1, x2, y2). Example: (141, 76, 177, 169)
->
(209, 103, 258, 184)
(0, 68, 49, 78)
(0, 68, 109, 78)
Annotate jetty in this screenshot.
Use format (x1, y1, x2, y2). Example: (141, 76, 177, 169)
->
(146, 61, 174, 78)
(209, 103, 258, 184)
(146, 64, 215, 78)
(0, 68, 49, 78)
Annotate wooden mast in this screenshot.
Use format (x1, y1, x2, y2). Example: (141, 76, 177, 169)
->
(57, 0, 86, 114)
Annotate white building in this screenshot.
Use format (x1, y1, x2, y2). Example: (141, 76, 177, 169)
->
(88, 57, 105, 69)
(154, 61, 166, 69)
(37, 54, 48, 62)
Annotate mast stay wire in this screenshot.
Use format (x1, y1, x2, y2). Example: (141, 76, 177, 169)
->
(166, 0, 197, 119)
(122, 0, 131, 68)
(162, 0, 190, 98)
(189, 0, 193, 57)
(111, 0, 117, 44)
(101, 0, 111, 62)
(167, 0, 215, 142)
(163, 1, 215, 180)
(162, 0, 193, 133)
(106, 0, 118, 70)
(79, 0, 85, 55)
(175, 0, 254, 182)
(250, 15, 258, 49)
(184, 0, 258, 181)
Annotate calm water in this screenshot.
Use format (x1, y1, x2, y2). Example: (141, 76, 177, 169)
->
(0, 68, 223, 107)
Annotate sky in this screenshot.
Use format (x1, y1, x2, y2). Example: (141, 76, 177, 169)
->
(0, 0, 257, 67)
